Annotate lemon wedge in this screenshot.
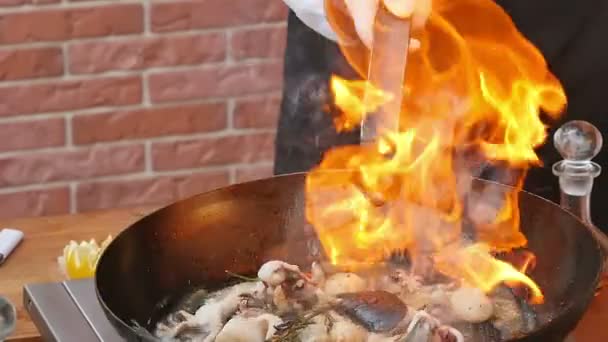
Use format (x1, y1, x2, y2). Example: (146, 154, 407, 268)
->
(58, 235, 112, 279)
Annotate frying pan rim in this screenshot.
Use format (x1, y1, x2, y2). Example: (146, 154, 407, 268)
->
(95, 171, 604, 340)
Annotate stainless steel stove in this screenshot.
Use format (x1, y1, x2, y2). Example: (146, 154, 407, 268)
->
(24, 279, 123, 341)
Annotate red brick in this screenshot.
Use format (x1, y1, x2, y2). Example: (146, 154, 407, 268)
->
(0, 0, 28, 5)
(73, 103, 227, 144)
(149, 61, 283, 103)
(0, 187, 69, 219)
(231, 26, 287, 60)
(0, 47, 63, 80)
(0, 0, 57, 6)
(0, 4, 143, 44)
(151, 0, 287, 33)
(0, 117, 64, 152)
(233, 95, 281, 129)
(0, 144, 144, 186)
(69, 33, 226, 74)
(173, 171, 231, 199)
(235, 164, 273, 183)
(152, 133, 275, 171)
(76, 171, 230, 211)
(0, 76, 141, 116)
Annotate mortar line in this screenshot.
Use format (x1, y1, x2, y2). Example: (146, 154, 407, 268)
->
(140, 0, 152, 107)
(0, 91, 281, 124)
(0, 57, 282, 88)
(225, 29, 234, 65)
(0, 23, 287, 50)
(144, 141, 153, 174)
(0, 128, 276, 158)
(64, 113, 73, 148)
(69, 182, 77, 214)
(227, 98, 236, 131)
(0, 0, 142, 14)
(61, 43, 71, 79)
(0, 162, 273, 194)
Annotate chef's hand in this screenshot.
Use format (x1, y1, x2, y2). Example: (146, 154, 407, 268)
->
(282, 0, 432, 48)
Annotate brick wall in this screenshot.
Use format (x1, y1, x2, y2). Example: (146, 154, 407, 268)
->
(0, 0, 288, 219)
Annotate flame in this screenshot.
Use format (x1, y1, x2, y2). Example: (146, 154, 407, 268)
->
(331, 77, 393, 132)
(434, 243, 544, 304)
(305, 0, 568, 302)
(504, 249, 538, 275)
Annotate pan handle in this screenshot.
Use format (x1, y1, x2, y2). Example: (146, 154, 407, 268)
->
(552, 121, 608, 285)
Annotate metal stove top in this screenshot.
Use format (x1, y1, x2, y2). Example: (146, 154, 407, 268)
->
(24, 279, 123, 341)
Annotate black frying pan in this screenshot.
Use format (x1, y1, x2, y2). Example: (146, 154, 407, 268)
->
(95, 173, 603, 341)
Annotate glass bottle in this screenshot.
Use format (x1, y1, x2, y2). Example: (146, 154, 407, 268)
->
(553, 120, 608, 289)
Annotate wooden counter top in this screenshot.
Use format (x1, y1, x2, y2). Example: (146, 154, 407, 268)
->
(0, 206, 607, 341)
(0, 206, 157, 341)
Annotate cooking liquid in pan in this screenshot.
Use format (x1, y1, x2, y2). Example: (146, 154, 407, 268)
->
(152, 254, 539, 341)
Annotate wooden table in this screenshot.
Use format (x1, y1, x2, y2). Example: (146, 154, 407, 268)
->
(0, 206, 157, 341)
(0, 207, 607, 341)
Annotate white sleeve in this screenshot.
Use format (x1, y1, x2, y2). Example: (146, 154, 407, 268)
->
(282, 0, 338, 41)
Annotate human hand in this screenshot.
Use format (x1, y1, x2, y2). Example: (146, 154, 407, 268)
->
(343, 0, 432, 48)
(282, 0, 432, 48)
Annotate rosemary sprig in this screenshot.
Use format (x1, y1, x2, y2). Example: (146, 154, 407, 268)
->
(225, 270, 260, 282)
(271, 316, 316, 342)
(323, 312, 335, 334)
(271, 305, 334, 342)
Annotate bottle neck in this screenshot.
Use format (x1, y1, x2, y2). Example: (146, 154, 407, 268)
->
(559, 184, 593, 225)
(553, 160, 600, 225)
(555, 161, 608, 258)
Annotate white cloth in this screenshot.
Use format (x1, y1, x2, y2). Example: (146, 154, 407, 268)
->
(282, 0, 339, 41)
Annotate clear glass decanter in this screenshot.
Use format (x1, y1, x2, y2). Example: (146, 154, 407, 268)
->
(553, 120, 608, 288)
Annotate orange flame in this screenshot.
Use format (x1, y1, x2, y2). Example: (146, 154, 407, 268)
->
(434, 243, 544, 304)
(305, 0, 568, 301)
(331, 77, 393, 132)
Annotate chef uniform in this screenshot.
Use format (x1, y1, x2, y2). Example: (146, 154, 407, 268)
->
(274, 0, 608, 231)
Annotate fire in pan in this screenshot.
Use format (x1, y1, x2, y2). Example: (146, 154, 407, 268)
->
(95, 122, 605, 342)
(95, 167, 603, 341)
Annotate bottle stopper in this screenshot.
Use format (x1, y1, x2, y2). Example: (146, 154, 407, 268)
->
(553, 120, 602, 196)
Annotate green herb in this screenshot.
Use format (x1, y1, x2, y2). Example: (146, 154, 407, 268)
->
(271, 316, 315, 342)
(225, 270, 260, 282)
(271, 305, 333, 342)
(323, 312, 335, 334)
